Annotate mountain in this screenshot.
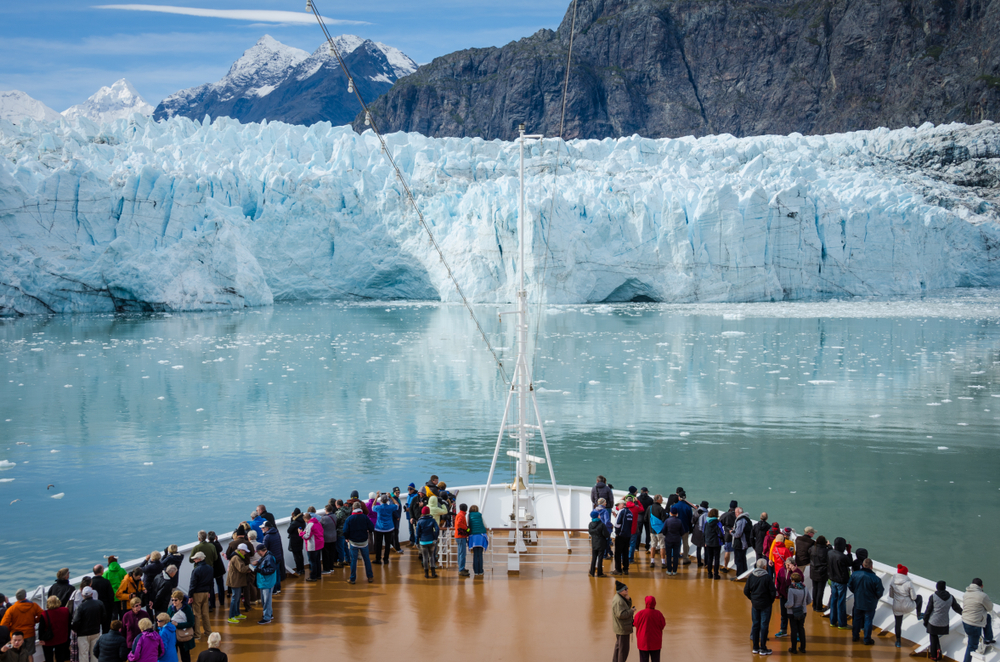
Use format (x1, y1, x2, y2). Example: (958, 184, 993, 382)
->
(357, 0, 1000, 141)
(62, 79, 154, 123)
(2, 115, 999, 314)
(0, 90, 61, 124)
(153, 34, 417, 126)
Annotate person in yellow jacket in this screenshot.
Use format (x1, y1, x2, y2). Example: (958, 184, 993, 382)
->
(427, 495, 448, 526)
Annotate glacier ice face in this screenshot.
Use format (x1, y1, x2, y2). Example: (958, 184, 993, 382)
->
(0, 115, 998, 315)
(62, 79, 154, 123)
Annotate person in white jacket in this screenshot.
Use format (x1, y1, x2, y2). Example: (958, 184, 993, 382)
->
(888, 564, 923, 648)
(962, 578, 996, 662)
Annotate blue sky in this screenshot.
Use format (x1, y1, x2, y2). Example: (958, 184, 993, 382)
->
(0, 0, 571, 112)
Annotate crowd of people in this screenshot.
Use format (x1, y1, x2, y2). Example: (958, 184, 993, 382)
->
(1, 475, 994, 662)
(591, 480, 996, 662)
(0, 475, 485, 662)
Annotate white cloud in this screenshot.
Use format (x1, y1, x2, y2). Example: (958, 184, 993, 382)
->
(93, 4, 369, 25)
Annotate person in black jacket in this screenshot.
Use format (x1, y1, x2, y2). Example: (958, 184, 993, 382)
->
(744, 559, 777, 655)
(286, 509, 306, 577)
(195, 633, 227, 662)
(751, 513, 770, 561)
(90, 565, 115, 635)
(92, 620, 128, 662)
(207, 532, 225, 611)
(188, 553, 214, 640)
(138, 553, 164, 593)
(827, 537, 853, 628)
(719, 500, 738, 573)
(71, 587, 105, 662)
(809, 536, 830, 612)
(637, 488, 654, 552)
(590, 476, 614, 509)
(47, 570, 74, 608)
(663, 507, 685, 576)
(588, 509, 611, 577)
(150, 567, 178, 615)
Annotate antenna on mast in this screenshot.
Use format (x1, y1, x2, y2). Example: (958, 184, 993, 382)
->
(480, 123, 570, 572)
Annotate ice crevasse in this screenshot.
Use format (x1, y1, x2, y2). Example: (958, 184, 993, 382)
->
(1, 114, 999, 314)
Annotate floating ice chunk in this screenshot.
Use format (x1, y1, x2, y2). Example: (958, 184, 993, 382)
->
(158, 360, 170, 364)
(544, 420, 555, 424)
(941, 399, 952, 403)
(626, 425, 635, 428)
(157, 396, 165, 400)
(937, 446, 948, 450)
(808, 380, 836, 385)
(723, 313, 745, 320)
(360, 397, 372, 402)
(0, 478, 13, 482)
(171, 365, 183, 370)
(50, 492, 65, 499)
(63, 384, 72, 388)
(679, 432, 690, 437)
(767, 370, 781, 374)
(870, 414, 881, 418)
(654, 395, 662, 398)
(0, 460, 15, 469)
(30, 348, 43, 352)
(926, 402, 941, 406)
(50, 449, 59, 453)
(143, 462, 154, 465)
(202, 445, 209, 449)
(958, 423, 969, 426)
(588, 380, 600, 385)
(196, 408, 204, 412)
(721, 331, 746, 337)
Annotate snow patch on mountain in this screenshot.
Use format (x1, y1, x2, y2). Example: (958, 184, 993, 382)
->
(62, 79, 153, 123)
(1, 116, 998, 315)
(0, 90, 61, 124)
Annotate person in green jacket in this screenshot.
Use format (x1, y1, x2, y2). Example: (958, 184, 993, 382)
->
(104, 556, 127, 619)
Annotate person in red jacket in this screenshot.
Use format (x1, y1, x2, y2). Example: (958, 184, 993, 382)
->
(633, 595, 666, 662)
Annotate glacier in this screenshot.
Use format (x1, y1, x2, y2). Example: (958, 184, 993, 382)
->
(1, 114, 999, 315)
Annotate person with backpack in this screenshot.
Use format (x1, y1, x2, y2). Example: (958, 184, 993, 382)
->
(252, 545, 277, 626)
(691, 501, 708, 568)
(415, 506, 440, 579)
(719, 500, 738, 573)
(589, 509, 611, 577)
(744, 559, 777, 656)
(467, 505, 489, 577)
(662, 508, 685, 576)
(672, 490, 694, 564)
(646, 495, 667, 569)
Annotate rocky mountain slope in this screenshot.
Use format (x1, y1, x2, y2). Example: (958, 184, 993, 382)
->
(358, 0, 1000, 140)
(62, 79, 153, 123)
(154, 34, 417, 126)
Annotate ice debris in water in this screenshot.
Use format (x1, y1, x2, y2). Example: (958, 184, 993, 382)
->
(1, 117, 1000, 314)
(870, 414, 881, 418)
(50, 492, 64, 499)
(937, 446, 949, 450)
(808, 380, 836, 385)
(588, 380, 601, 385)
(143, 462, 154, 465)
(721, 331, 746, 337)
(0, 460, 15, 469)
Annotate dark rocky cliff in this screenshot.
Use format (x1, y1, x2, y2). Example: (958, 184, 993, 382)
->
(356, 0, 1000, 140)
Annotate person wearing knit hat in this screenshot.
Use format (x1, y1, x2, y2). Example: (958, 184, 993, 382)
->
(611, 580, 635, 662)
(415, 505, 440, 579)
(889, 563, 922, 648)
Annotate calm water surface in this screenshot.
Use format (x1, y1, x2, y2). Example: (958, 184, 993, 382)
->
(2, 292, 999, 594)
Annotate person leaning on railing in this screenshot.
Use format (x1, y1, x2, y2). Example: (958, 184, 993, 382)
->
(467, 505, 488, 577)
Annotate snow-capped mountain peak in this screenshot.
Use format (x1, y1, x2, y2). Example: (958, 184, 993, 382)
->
(224, 34, 310, 92)
(62, 79, 154, 123)
(0, 90, 61, 124)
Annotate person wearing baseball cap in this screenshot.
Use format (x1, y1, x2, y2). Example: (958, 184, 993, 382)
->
(611, 580, 635, 662)
(225, 544, 253, 623)
(72, 586, 104, 661)
(188, 551, 214, 638)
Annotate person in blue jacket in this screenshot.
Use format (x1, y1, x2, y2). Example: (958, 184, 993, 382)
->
(415, 506, 441, 579)
(672, 489, 694, 565)
(260, 523, 285, 594)
(848, 557, 885, 645)
(372, 494, 399, 566)
(253, 544, 278, 625)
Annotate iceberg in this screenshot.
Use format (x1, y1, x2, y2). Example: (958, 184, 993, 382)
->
(1, 115, 999, 315)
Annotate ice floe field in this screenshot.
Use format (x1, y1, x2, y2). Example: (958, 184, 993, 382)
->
(1, 291, 999, 593)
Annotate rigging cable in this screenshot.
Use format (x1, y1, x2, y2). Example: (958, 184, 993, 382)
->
(306, 0, 510, 384)
(531, 0, 578, 374)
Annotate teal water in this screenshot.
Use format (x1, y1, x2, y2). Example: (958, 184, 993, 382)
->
(1, 292, 999, 595)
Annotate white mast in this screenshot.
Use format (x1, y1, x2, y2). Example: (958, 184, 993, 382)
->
(481, 124, 569, 569)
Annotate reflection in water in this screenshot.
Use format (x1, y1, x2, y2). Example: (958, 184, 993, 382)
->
(1, 293, 999, 593)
